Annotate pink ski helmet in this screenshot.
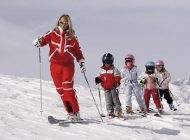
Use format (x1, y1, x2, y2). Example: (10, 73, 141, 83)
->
(125, 54, 135, 63)
(156, 60, 164, 66)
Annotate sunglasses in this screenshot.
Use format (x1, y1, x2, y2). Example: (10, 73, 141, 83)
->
(59, 21, 68, 25)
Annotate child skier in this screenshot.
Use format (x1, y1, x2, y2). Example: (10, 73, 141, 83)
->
(121, 54, 146, 114)
(95, 53, 123, 118)
(155, 60, 177, 111)
(140, 61, 163, 114)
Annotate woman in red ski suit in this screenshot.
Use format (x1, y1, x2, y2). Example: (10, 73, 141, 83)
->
(33, 14, 85, 118)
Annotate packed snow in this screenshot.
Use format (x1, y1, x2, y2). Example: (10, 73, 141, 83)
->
(0, 74, 190, 140)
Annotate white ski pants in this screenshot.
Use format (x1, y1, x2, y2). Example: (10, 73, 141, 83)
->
(124, 84, 145, 109)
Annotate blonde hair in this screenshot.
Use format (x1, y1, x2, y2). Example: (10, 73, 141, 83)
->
(56, 14, 75, 38)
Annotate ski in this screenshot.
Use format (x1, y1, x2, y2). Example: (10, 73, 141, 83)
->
(48, 116, 64, 124)
(138, 113, 147, 117)
(100, 114, 106, 117)
(125, 112, 146, 117)
(59, 120, 89, 125)
(48, 116, 89, 125)
(133, 111, 147, 117)
(154, 113, 161, 117)
(108, 116, 115, 119)
(106, 113, 126, 120)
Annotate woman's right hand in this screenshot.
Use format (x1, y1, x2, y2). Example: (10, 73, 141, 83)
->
(33, 38, 42, 47)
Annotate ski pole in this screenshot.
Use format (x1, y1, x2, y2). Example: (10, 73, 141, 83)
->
(156, 78, 164, 101)
(154, 78, 164, 109)
(157, 76, 179, 108)
(131, 87, 140, 111)
(169, 89, 180, 106)
(97, 85, 106, 117)
(130, 82, 147, 111)
(156, 88, 164, 110)
(39, 48, 43, 115)
(131, 85, 138, 97)
(83, 73, 103, 122)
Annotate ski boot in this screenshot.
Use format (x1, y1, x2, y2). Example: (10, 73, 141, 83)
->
(154, 108, 163, 117)
(147, 108, 153, 113)
(169, 104, 177, 111)
(139, 108, 147, 116)
(115, 111, 124, 118)
(158, 108, 163, 114)
(138, 108, 146, 113)
(107, 111, 115, 119)
(67, 112, 82, 122)
(126, 106, 134, 114)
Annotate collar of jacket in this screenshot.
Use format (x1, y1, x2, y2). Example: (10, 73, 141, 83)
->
(125, 65, 135, 71)
(101, 65, 114, 70)
(54, 26, 67, 36)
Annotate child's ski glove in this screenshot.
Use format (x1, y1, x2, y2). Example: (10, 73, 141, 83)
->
(95, 77, 101, 84)
(139, 79, 146, 88)
(114, 81, 120, 87)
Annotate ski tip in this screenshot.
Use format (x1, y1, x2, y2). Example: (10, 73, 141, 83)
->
(141, 114, 147, 117)
(48, 116, 54, 120)
(101, 114, 106, 117)
(48, 116, 58, 124)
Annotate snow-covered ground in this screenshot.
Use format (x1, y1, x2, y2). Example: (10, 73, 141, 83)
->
(0, 74, 190, 140)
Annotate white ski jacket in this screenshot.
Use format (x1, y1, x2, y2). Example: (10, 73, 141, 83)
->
(155, 69, 171, 90)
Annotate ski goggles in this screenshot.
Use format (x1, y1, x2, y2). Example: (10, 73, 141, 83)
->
(125, 59, 133, 63)
(156, 65, 163, 68)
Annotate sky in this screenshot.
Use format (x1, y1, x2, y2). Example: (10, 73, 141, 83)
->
(0, 0, 190, 87)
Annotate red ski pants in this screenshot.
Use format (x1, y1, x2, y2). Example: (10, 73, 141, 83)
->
(50, 63, 79, 113)
(144, 88, 161, 110)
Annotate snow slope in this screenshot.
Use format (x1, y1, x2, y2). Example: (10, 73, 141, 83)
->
(0, 74, 190, 140)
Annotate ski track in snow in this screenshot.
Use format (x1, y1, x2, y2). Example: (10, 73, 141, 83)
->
(0, 74, 190, 140)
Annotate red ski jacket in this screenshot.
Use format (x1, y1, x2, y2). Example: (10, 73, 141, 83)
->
(39, 28, 84, 65)
(98, 66, 121, 90)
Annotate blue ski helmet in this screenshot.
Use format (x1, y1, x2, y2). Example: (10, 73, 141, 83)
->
(145, 61, 155, 67)
(145, 61, 155, 74)
(102, 53, 114, 65)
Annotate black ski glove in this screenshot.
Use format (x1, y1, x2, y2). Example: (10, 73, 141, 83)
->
(95, 77, 101, 84)
(139, 79, 147, 87)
